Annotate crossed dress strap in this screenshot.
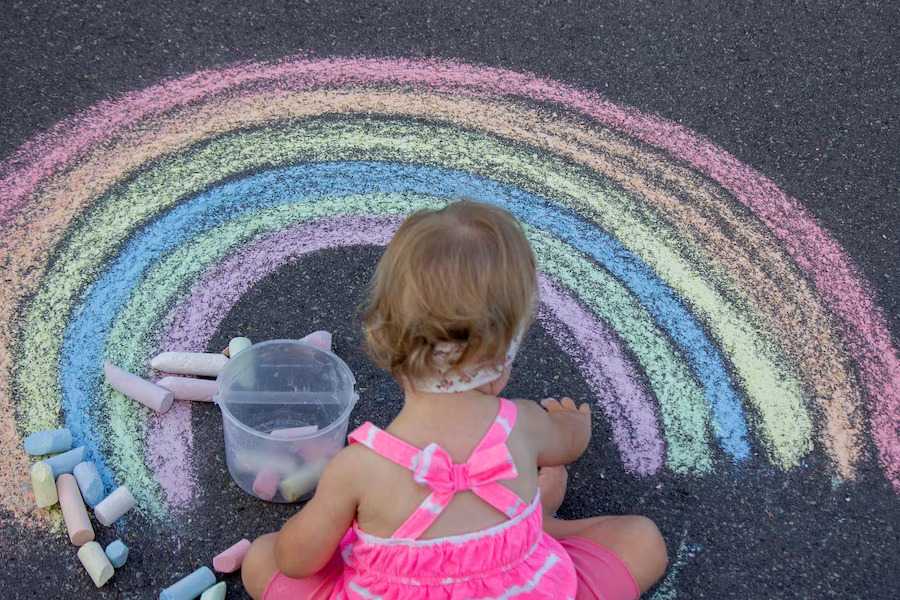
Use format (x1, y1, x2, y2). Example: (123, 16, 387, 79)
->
(348, 398, 528, 540)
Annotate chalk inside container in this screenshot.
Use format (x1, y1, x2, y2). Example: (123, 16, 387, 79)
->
(216, 339, 357, 503)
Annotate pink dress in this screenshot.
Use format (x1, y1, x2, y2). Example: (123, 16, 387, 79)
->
(268, 398, 579, 599)
(264, 398, 639, 599)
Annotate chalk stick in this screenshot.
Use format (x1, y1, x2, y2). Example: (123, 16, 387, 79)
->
(228, 337, 252, 357)
(30, 461, 58, 508)
(159, 566, 216, 600)
(78, 541, 115, 588)
(252, 469, 281, 501)
(58, 473, 94, 546)
(105, 539, 129, 568)
(45, 445, 86, 477)
(24, 427, 72, 456)
(94, 485, 136, 526)
(279, 460, 327, 502)
(212, 538, 250, 573)
(301, 330, 332, 352)
(105, 361, 174, 414)
(73, 461, 104, 507)
(151, 351, 228, 377)
(156, 376, 218, 401)
(234, 450, 300, 475)
(200, 581, 226, 600)
(269, 425, 318, 439)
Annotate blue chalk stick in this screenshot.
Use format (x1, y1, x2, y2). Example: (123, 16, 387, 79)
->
(159, 566, 216, 600)
(44, 446, 85, 477)
(73, 461, 105, 507)
(105, 539, 129, 568)
(23, 428, 72, 456)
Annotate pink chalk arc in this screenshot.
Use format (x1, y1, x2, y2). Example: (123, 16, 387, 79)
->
(1, 55, 896, 531)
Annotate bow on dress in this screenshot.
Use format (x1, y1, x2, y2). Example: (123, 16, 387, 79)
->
(412, 442, 518, 498)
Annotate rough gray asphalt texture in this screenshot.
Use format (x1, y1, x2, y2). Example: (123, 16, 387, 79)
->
(1, 1, 898, 599)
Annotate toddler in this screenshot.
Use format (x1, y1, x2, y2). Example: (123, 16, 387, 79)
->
(242, 201, 668, 599)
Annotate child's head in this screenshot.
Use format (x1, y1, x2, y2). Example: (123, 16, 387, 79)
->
(362, 200, 537, 392)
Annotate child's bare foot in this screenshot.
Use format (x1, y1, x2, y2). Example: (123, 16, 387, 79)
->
(538, 466, 568, 516)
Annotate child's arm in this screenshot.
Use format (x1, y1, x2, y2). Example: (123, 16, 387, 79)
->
(274, 448, 361, 578)
(517, 397, 592, 466)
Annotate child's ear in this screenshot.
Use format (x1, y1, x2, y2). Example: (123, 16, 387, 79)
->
(478, 366, 512, 396)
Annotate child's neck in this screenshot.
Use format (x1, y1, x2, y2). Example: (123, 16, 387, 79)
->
(398, 386, 499, 422)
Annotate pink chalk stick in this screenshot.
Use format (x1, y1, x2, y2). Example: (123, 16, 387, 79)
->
(301, 331, 332, 352)
(213, 538, 251, 573)
(57, 473, 95, 546)
(104, 361, 173, 413)
(252, 469, 280, 501)
(270, 425, 318, 439)
(156, 376, 218, 401)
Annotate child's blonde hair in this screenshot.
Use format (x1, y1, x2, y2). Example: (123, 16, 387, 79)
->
(362, 200, 537, 382)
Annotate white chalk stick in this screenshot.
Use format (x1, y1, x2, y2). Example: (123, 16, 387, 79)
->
(94, 485, 135, 526)
(228, 337, 252, 357)
(234, 449, 301, 475)
(105, 539, 129, 568)
(30, 461, 58, 508)
(104, 361, 174, 413)
(58, 473, 94, 546)
(279, 460, 327, 502)
(269, 425, 318, 439)
(44, 445, 86, 476)
(252, 469, 280, 501)
(212, 538, 251, 573)
(73, 461, 104, 507)
(301, 330, 332, 352)
(78, 541, 115, 588)
(156, 376, 218, 401)
(24, 427, 72, 455)
(200, 581, 226, 600)
(151, 351, 228, 377)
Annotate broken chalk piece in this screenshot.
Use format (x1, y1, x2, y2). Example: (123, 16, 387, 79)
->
(269, 425, 318, 439)
(252, 469, 281, 501)
(159, 566, 216, 600)
(31, 461, 58, 508)
(45, 445, 86, 477)
(73, 461, 105, 507)
(58, 473, 95, 546)
(105, 539, 129, 568)
(150, 351, 228, 377)
(200, 581, 226, 600)
(24, 427, 72, 456)
(279, 460, 327, 502)
(156, 376, 218, 402)
(78, 541, 115, 588)
(212, 538, 251, 573)
(105, 361, 174, 414)
(94, 485, 136, 526)
(301, 330, 332, 352)
(228, 337, 252, 357)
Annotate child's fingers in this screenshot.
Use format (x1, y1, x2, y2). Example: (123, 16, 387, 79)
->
(540, 398, 560, 411)
(578, 402, 591, 415)
(560, 397, 577, 410)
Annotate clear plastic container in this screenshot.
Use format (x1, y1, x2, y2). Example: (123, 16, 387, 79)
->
(215, 339, 358, 503)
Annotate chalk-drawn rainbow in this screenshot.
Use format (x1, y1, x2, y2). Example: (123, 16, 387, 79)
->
(1, 56, 897, 526)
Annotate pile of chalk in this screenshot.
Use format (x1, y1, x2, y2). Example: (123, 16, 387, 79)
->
(27, 331, 331, 596)
(105, 331, 332, 415)
(26, 427, 135, 588)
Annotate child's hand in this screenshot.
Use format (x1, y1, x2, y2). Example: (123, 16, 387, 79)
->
(540, 396, 591, 418)
(530, 397, 592, 466)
